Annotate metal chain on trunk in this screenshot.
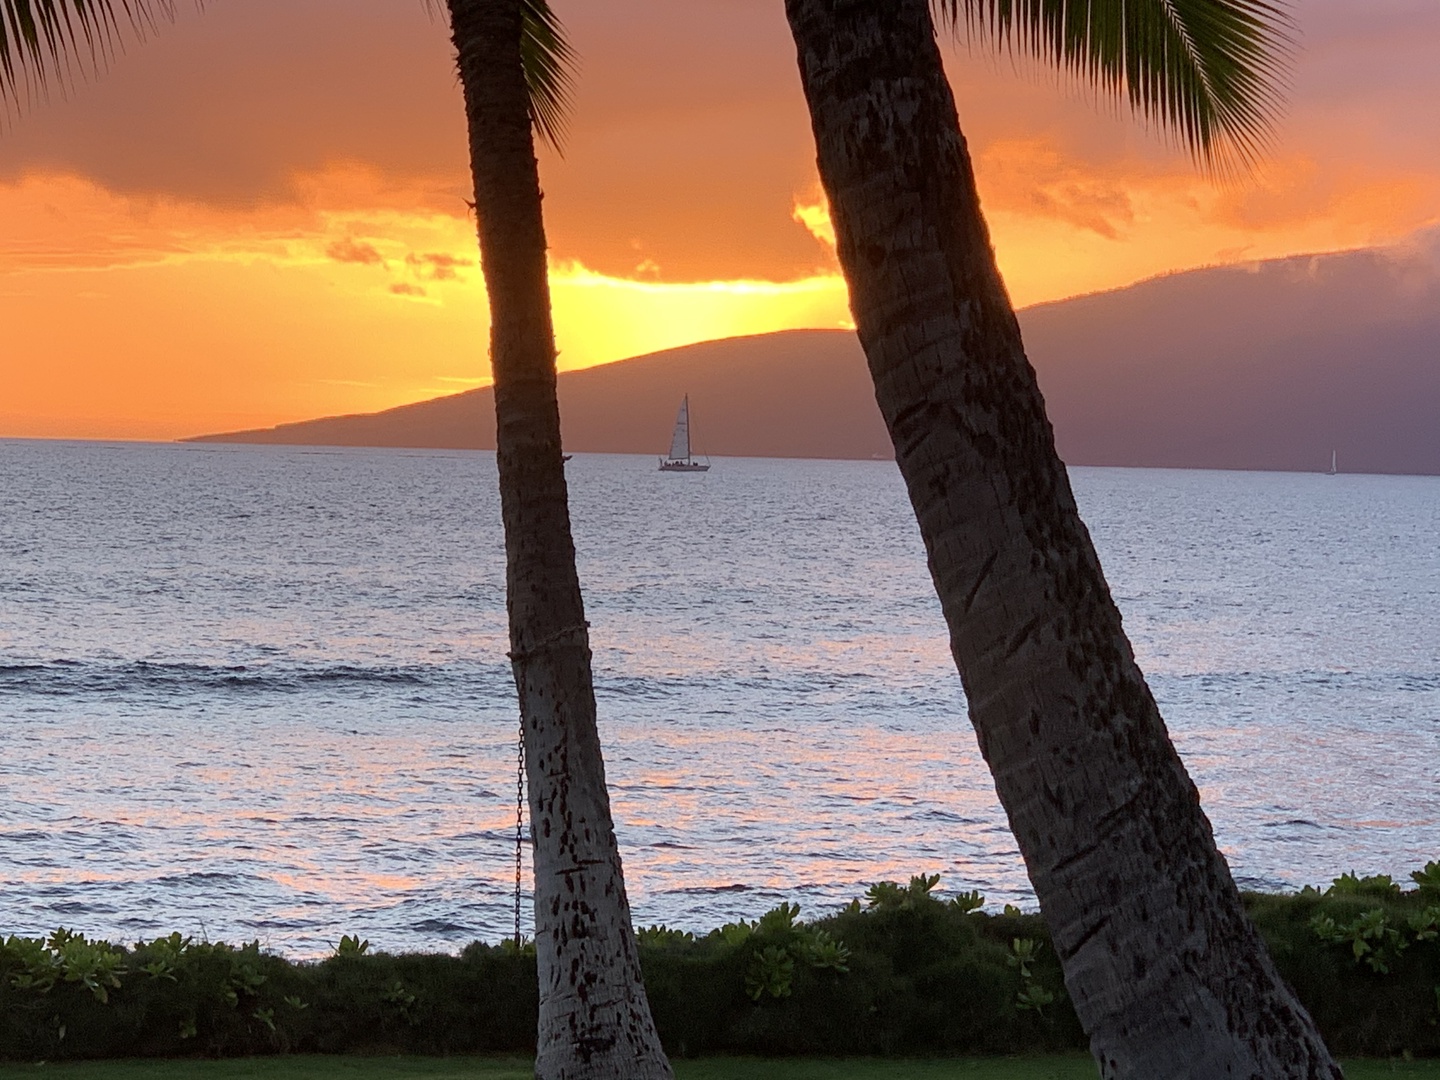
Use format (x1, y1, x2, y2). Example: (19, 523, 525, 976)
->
(506, 624, 585, 947)
(514, 715, 525, 947)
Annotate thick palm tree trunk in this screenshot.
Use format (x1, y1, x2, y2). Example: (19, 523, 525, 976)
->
(784, 2, 1341, 1077)
(447, 3, 672, 1078)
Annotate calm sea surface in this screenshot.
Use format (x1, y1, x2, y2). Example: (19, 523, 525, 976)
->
(1, 440, 1437, 955)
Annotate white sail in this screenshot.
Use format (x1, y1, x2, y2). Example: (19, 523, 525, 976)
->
(658, 394, 709, 471)
(667, 396, 691, 461)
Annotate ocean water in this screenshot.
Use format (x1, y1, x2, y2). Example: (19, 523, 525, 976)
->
(1, 439, 1437, 956)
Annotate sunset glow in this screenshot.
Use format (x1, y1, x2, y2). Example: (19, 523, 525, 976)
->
(3, 0, 1438, 440)
(1, 167, 856, 439)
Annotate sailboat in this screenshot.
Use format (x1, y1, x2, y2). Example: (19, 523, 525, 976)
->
(1328, 450, 1338, 475)
(658, 395, 710, 472)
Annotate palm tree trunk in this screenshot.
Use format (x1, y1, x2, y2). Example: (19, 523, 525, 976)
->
(783, 2, 1341, 1077)
(446, 3, 672, 1077)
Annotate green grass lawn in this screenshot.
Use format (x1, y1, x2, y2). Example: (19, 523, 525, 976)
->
(0, 1057, 1434, 1079)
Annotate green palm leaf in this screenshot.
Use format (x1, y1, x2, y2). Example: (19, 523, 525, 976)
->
(936, 0, 1295, 170)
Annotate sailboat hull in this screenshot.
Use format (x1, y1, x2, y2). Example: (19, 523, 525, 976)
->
(658, 459, 710, 472)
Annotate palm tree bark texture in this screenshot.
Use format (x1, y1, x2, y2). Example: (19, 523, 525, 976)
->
(446, 2, 672, 1078)
(783, 1, 1341, 1077)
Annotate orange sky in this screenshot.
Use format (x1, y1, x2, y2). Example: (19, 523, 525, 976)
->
(2, 0, 1438, 440)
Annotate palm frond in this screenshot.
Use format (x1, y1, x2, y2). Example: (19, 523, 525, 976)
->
(1, 0, 172, 102)
(431, 0, 576, 152)
(518, 0, 575, 152)
(935, 0, 1295, 172)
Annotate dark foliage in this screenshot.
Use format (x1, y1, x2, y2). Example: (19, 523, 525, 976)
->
(1247, 873, 1440, 1057)
(4, 868, 1438, 1061)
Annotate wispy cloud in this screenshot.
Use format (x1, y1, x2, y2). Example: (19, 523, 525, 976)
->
(406, 252, 470, 281)
(326, 238, 385, 266)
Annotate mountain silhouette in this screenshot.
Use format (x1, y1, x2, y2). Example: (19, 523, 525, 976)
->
(189, 239, 1440, 475)
(190, 330, 891, 461)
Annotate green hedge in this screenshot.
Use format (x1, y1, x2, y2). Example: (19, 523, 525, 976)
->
(3, 868, 1438, 1061)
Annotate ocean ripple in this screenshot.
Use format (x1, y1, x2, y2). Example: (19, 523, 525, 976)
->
(0, 442, 1437, 955)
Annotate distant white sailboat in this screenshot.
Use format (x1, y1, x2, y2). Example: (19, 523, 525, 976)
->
(658, 395, 710, 472)
(1328, 449, 1337, 475)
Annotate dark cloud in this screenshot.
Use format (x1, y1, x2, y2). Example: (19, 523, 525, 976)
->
(0, 0, 467, 207)
(1, 0, 1435, 282)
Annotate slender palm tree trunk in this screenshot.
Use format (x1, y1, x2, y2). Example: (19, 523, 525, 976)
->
(446, 3, 672, 1077)
(784, 2, 1341, 1077)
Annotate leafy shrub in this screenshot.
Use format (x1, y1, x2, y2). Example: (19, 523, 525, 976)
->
(4, 865, 1440, 1061)
(1413, 861, 1440, 902)
(1328, 872, 1404, 898)
(1244, 873, 1440, 1057)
